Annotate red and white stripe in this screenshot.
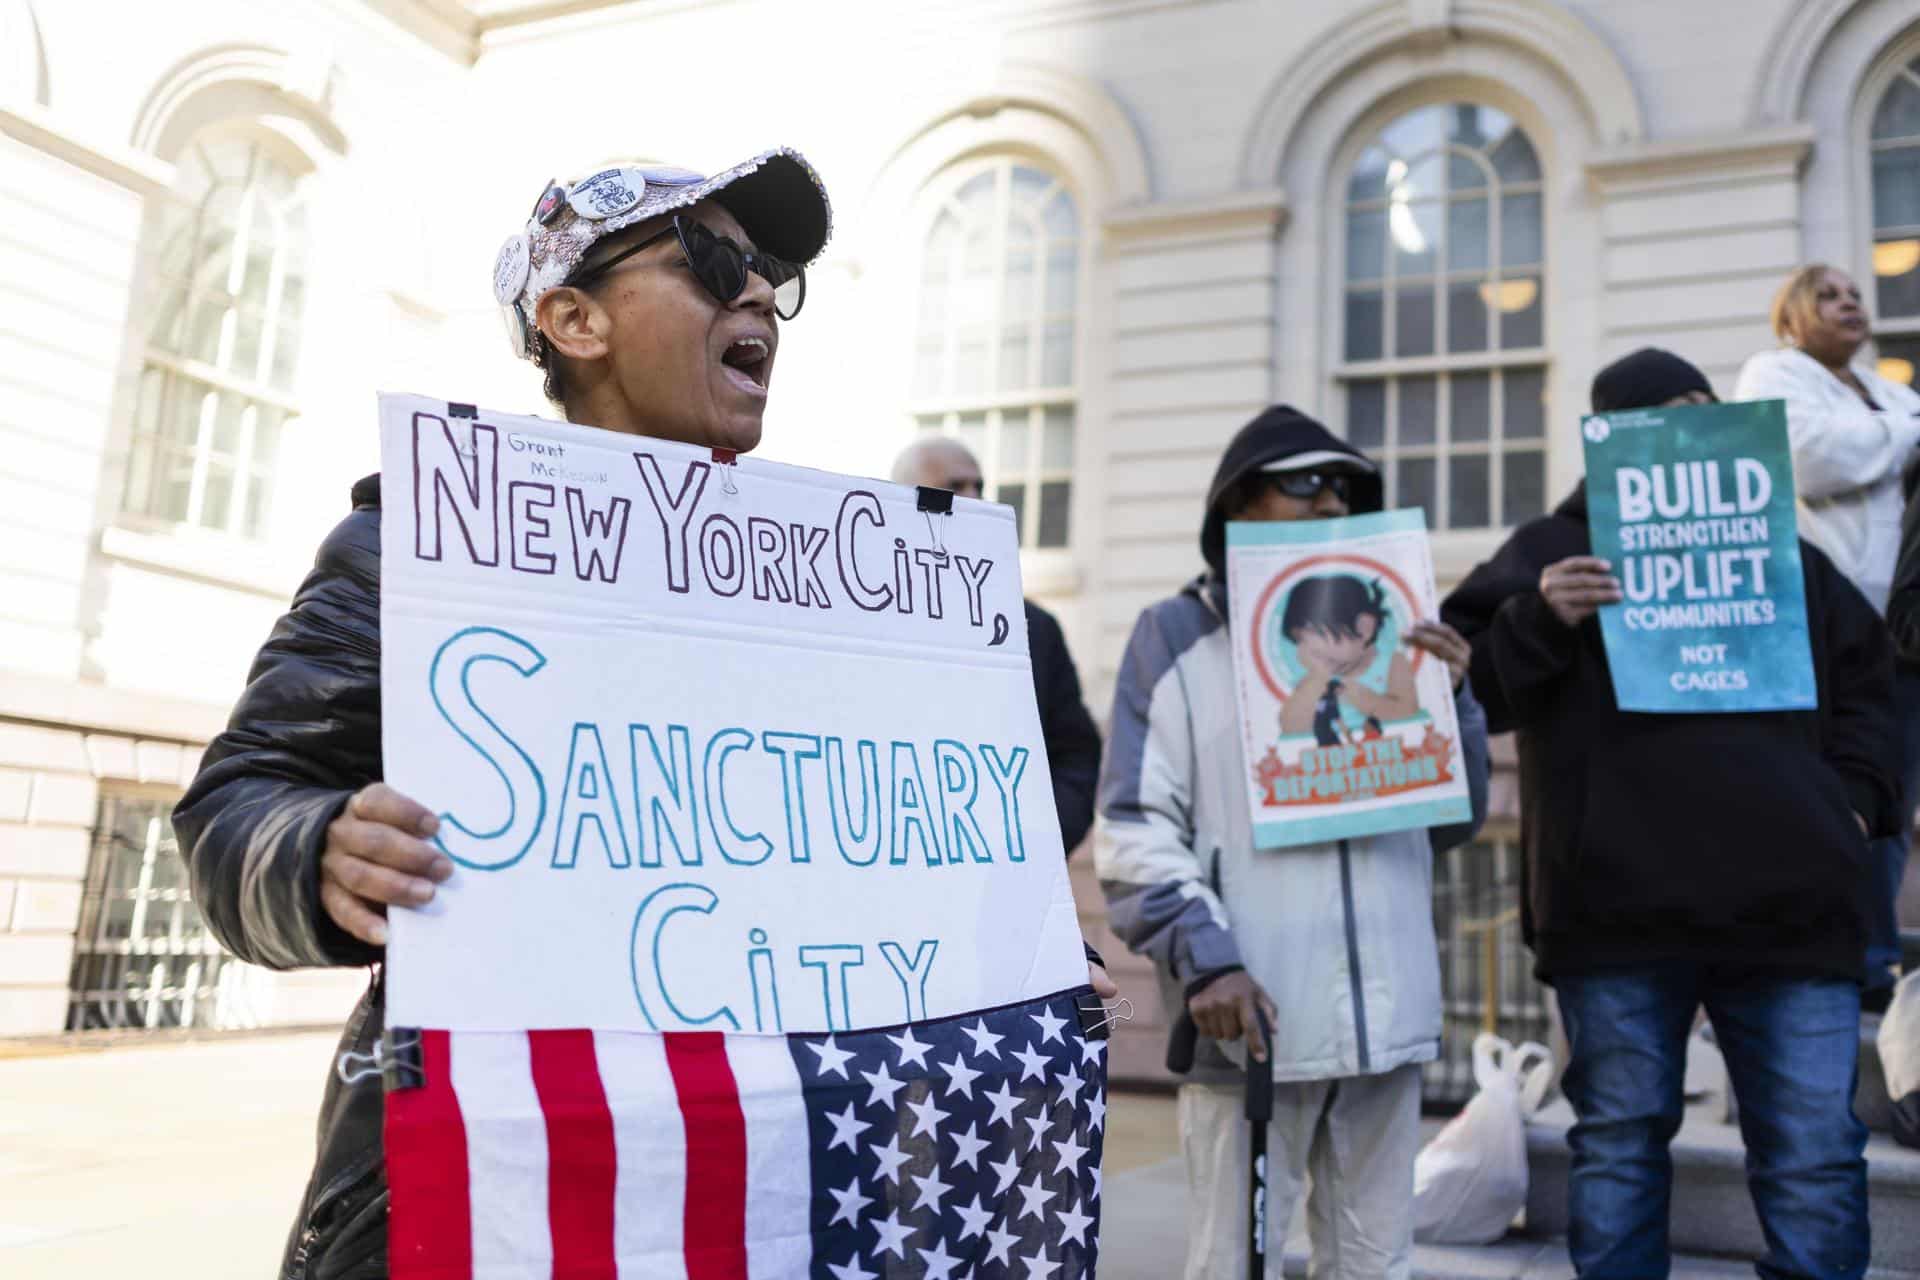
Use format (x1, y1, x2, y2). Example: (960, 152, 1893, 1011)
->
(386, 1029, 811, 1279)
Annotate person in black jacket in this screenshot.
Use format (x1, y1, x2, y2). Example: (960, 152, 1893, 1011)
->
(890, 436, 1103, 852)
(171, 153, 844, 1278)
(1441, 348, 1892, 1280)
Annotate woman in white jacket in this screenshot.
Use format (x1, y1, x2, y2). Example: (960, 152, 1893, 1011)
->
(1736, 263, 1920, 1006)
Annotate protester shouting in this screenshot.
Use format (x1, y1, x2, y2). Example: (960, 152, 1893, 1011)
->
(1095, 406, 1489, 1280)
(891, 436, 1103, 854)
(1736, 265, 1920, 1007)
(1442, 347, 1895, 1280)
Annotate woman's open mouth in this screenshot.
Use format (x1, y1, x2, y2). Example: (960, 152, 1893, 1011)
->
(721, 336, 771, 396)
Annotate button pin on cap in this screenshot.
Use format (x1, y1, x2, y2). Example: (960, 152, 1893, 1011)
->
(567, 167, 647, 221)
(531, 180, 567, 226)
(492, 232, 531, 305)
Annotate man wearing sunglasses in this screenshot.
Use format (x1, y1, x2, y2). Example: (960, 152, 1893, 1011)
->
(170, 151, 835, 1278)
(1096, 405, 1490, 1279)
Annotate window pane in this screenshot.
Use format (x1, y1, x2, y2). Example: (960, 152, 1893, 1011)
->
(1395, 288, 1436, 357)
(1044, 245, 1077, 313)
(1000, 482, 1028, 541)
(913, 341, 945, 399)
(1401, 375, 1438, 445)
(998, 332, 1031, 391)
(1010, 166, 1051, 210)
(1000, 414, 1029, 472)
(1503, 367, 1547, 441)
(1042, 190, 1078, 241)
(1349, 145, 1392, 201)
(1503, 449, 1546, 522)
(1347, 380, 1386, 448)
(1447, 150, 1487, 193)
(1346, 289, 1384, 360)
(1390, 200, 1439, 277)
(1490, 129, 1541, 182)
(957, 412, 988, 459)
(1040, 321, 1073, 385)
(1399, 456, 1437, 521)
(1879, 243, 1920, 318)
(1447, 198, 1489, 271)
(1450, 454, 1491, 528)
(1499, 276, 1545, 349)
(1451, 372, 1492, 441)
(1501, 193, 1544, 266)
(1450, 104, 1509, 148)
(1042, 407, 1073, 470)
(953, 327, 989, 395)
(1873, 147, 1920, 231)
(1037, 481, 1071, 548)
(1878, 334, 1920, 389)
(1875, 73, 1920, 142)
(201, 460, 234, 532)
(1447, 282, 1490, 353)
(1347, 207, 1386, 280)
(1002, 245, 1035, 318)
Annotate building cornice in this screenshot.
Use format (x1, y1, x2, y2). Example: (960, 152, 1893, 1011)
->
(0, 102, 174, 201)
(1585, 124, 1815, 193)
(1104, 188, 1290, 243)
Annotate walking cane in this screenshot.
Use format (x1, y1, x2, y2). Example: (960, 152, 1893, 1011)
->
(1166, 1006, 1277, 1280)
(1245, 1006, 1274, 1280)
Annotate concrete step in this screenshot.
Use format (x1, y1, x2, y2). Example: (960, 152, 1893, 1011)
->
(1284, 1238, 1916, 1280)
(1524, 1101, 1920, 1271)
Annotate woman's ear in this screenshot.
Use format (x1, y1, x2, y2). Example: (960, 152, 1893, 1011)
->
(535, 287, 611, 364)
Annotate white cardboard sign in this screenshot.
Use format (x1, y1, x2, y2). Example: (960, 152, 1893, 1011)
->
(377, 394, 1086, 1033)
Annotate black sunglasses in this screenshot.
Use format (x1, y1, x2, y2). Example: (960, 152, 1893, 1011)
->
(567, 215, 806, 321)
(1266, 470, 1352, 501)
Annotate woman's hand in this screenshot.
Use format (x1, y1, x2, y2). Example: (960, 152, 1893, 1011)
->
(319, 783, 452, 946)
(1406, 621, 1473, 690)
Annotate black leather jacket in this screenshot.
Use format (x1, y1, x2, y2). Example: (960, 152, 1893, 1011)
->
(174, 475, 391, 1279)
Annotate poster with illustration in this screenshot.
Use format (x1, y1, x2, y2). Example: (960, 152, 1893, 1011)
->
(1581, 398, 1815, 713)
(1226, 510, 1472, 848)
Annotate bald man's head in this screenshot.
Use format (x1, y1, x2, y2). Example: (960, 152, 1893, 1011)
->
(891, 436, 984, 498)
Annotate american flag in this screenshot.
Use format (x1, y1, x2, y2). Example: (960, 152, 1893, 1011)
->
(383, 989, 1107, 1278)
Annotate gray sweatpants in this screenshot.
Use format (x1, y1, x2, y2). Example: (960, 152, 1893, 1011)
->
(1178, 1063, 1423, 1280)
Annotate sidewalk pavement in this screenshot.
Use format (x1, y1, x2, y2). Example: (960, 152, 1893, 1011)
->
(0, 1029, 1188, 1279)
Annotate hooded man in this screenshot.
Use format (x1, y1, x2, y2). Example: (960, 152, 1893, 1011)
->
(1095, 405, 1490, 1279)
(1441, 347, 1894, 1279)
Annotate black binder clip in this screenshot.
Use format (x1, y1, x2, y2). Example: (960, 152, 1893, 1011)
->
(1076, 994, 1133, 1040)
(447, 402, 479, 419)
(382, 1026, 425, 1092)
(917, 485, 953, 552)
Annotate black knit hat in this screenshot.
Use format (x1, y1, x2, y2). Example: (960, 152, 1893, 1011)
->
(1590, 348, 1716, 413)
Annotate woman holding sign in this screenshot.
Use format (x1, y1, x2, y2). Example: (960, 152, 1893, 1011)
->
(173, 152, 1115, 1278)
(1738, 265, 1920, 1009)
(1444, 348, 1894, 1280)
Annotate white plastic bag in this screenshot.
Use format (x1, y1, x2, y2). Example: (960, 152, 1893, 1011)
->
(1881, 970, 1920, 1104)
(1412, 1033, 1555, 1245)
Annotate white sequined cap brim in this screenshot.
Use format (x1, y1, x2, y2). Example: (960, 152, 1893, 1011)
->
(501, 146, 833, 362)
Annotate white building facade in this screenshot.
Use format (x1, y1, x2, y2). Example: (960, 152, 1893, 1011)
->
(2, 0, 1918, 1048)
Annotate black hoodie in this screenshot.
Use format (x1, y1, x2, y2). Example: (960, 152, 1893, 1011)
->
(1198, 405, 1384, 576)
(1441, 483, 1898, 982)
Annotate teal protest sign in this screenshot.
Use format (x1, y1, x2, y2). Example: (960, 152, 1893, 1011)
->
(1581, 398, 1815, 713)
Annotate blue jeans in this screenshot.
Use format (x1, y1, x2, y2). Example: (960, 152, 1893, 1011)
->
(1555, 966, 1868, 1280)
(1866, 667, 1920, 993)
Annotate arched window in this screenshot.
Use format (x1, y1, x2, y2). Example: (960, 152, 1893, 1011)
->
(121, 135, 309, 539)
(910, 161, 1079, 550)
(1339, 103, 1548, 531)
(1872, 56, 1920, 389)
